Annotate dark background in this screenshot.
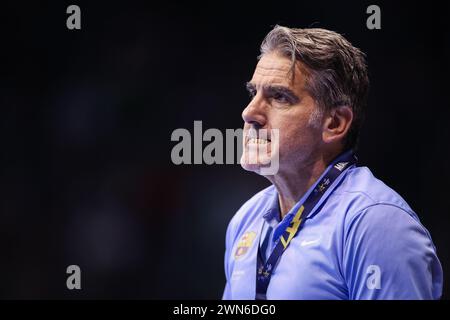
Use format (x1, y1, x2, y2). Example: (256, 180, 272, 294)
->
(1, 1, 449, 299)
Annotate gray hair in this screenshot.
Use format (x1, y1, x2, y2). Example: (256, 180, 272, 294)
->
(260, 25, 369, 150)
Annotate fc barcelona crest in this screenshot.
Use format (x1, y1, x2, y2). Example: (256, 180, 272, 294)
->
(234, 231, 256, 259)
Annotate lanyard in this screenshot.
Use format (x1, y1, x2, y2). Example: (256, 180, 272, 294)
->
(255, 151, 357, 300)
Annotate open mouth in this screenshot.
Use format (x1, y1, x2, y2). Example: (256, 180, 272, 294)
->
(246, 130, 271, 145)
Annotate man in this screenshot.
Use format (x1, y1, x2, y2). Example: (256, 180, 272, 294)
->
(222, 25, 443, 300)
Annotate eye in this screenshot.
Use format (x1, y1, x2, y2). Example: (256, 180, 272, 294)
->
(272, 92, 290, 104)
(248, 88, 256, 99)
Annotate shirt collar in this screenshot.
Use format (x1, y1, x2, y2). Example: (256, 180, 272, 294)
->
(262, 190, 280, 223)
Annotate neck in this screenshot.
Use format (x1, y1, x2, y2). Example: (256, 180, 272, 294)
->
(268, 151, 337, 219)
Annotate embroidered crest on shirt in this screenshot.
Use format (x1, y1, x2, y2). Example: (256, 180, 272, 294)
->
(234, 231, 256, 259)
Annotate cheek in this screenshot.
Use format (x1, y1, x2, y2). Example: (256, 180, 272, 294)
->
(278, 121, 320, 153)
(269, 107, 320, 148)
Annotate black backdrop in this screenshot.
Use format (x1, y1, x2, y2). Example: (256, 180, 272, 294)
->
(1, 1, 449, 299)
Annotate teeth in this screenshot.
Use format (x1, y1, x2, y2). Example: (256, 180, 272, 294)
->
(248, 138, 269, 144)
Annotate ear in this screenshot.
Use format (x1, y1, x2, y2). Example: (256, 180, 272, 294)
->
(322, 106, 353, 145)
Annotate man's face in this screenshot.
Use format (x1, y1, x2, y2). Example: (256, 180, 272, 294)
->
(241, 51, 324, 176)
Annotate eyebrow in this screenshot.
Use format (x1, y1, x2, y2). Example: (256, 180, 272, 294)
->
(245, 82, 300, 104)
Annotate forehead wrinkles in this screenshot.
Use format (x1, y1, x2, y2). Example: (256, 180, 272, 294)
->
(252, 67, 292, 88)
(253, 57, 291, 77)
(252, 57, 307, 91)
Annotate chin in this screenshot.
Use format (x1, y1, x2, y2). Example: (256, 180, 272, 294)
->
(240, 153, 277, 176)
(240, 160, 262, 173)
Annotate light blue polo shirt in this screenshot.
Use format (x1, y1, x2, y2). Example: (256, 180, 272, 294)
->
(223, 158, 443, 300)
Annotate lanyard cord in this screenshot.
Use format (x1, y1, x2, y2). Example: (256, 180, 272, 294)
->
(255, 152, 357, 300)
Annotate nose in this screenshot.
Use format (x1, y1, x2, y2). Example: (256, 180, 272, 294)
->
(242, 96, 267, 128)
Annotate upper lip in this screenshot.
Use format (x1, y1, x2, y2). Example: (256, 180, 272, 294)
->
(246, 130, 271, 142)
